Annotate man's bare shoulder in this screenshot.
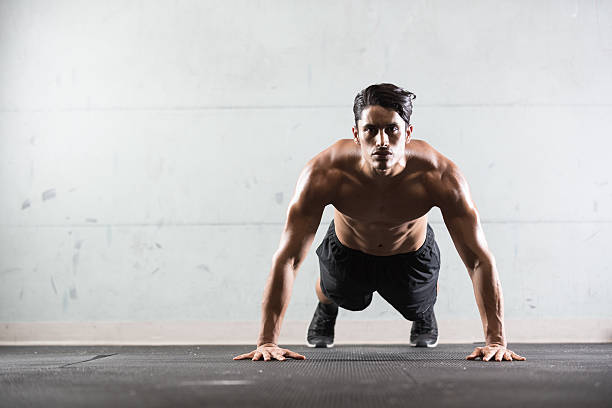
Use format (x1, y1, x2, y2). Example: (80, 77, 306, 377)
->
(306, 139, 357, 177)
(292, 140, 351, 207)
(415, 140, 470, 209)
(308, 138, 454, 182)
(411, 139, 453, 175)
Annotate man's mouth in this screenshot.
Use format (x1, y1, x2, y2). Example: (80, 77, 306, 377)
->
(373, 150, 392, 158)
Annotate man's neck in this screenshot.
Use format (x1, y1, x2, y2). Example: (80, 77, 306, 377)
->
(357, 154, 409, 187)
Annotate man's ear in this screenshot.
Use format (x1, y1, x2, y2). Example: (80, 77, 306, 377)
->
(405, 124, 414, 144)
(352, 126, 360, 145)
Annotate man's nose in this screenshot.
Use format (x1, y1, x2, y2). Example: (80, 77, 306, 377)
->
(377, 129, 389, 147)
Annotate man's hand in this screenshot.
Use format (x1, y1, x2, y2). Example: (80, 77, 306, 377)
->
(466, 344, 526, 361)
(233, 343, 306, 362)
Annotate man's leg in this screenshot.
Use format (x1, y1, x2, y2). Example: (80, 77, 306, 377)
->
(315, 276, 334, 304)
(307, 277, 338, 348)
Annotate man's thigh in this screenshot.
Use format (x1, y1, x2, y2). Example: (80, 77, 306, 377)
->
(319, 266, 374, 311)
(316, 227, 375, 311)
(376, 229, 441, 321)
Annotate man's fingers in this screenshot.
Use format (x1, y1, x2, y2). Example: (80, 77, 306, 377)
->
(236, 347, 307, 362)
(483, 349, 497, 361)
(465, 347, 482, 360)
(463, 346, 526, 362)
(283, 350, 306, 360)
(233, 352, 254, 360)
(271, 352, 285, 361)
(233, 352, 253, 360)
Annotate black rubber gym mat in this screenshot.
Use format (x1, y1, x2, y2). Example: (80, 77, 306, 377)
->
(1, 344, 610, 407)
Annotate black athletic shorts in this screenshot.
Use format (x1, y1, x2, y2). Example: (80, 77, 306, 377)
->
(315, 219, 440, 321)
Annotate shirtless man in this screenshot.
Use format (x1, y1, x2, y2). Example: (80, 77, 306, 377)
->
(234, 83, 526, 363)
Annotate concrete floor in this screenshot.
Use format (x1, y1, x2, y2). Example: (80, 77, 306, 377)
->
(1, 343, 611, 407)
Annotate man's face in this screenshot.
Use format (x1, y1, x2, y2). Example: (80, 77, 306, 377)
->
(352, 105, 413, 177)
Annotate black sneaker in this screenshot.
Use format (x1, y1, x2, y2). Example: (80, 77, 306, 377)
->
(307, 302, 338, 348)
(410, 307, 438, 348)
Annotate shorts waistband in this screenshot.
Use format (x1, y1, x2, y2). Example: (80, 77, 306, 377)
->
(327, 219, 434, 259)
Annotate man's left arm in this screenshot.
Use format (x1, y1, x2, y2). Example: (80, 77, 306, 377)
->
(431, 162, 526, 362)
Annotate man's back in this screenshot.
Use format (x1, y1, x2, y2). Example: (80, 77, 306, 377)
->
(310, 138, 451, 256)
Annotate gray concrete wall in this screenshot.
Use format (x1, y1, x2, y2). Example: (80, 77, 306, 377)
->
(1, 0, 611, 343)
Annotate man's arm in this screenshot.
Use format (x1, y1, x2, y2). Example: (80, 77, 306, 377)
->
(435, 164, 505, 346)
(234, 159, 334, 361)
(257, 163, 331, 347)
(431, 162, 525, 361)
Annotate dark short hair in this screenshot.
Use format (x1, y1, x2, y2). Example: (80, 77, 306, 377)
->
(353, 83, 416, 127)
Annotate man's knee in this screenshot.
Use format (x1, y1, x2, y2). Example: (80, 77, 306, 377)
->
(335, 294, 373, 312)
(341, 303, 369, 312)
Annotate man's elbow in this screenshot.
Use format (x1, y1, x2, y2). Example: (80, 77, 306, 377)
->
(469, 252, 496, 273)
(271, 251, 300, 273)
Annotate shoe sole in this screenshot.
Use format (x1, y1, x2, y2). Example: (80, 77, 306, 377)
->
(410, 340, 438, 348)
(307, 342, 334, 348)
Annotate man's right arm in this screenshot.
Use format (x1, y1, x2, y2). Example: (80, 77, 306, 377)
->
(234, 159, 335, 361)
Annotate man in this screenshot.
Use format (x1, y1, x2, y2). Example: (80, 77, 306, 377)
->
(234, 83, 526, 363)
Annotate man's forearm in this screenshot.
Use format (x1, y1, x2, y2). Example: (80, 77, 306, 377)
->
(256, 259, 297, 347)
(468, 257, 507, 346)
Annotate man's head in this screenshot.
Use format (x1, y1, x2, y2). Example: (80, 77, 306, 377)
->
(352, 83, 416, 177)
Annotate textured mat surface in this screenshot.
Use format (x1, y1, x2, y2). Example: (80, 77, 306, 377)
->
(1, 344, 611, 407)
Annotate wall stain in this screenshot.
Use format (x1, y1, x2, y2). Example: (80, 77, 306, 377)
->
(62, 291, 69, 312)
(21, 199, 31, 210)
(73, 239, 85, 275)
(275, 192, 283, 204)
(42, 188, 56, 201)
(1, 267, 22, 275)
(69, 286, 78, 300)
(583, 230, 600, 242)
(50, 275, 58, 295)
(85, 218, 98, 223)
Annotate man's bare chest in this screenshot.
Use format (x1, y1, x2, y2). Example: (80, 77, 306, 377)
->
(331, 174, 433, 224)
